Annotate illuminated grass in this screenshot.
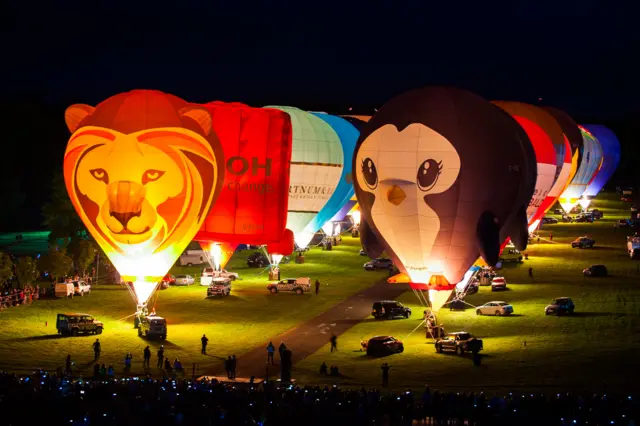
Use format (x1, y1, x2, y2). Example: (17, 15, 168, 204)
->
(293, 194, 640, 392)
(0, 236, 380, 376)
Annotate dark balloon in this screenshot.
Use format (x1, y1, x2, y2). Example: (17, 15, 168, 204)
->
(353, 87, 536, 286)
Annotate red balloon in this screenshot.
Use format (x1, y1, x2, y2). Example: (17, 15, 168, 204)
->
(195, 102, 293, 254)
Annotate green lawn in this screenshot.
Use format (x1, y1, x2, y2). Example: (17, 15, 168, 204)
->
(292, 194, 640, 393)
(1, 193, 639, 394)
(0, 237, 381, 376)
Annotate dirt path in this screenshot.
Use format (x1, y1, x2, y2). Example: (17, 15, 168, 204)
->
(207, 278, 406, 379)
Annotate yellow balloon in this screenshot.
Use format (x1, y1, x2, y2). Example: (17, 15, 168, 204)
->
(63, 90, 223, 306)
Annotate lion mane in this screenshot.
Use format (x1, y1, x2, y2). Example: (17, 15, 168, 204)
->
(63, 90, 223, 273)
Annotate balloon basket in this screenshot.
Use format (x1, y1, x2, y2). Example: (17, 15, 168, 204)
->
(295, 254, 305, 264)
(269, 269, 280, 281)
(351, 230, 359, 238)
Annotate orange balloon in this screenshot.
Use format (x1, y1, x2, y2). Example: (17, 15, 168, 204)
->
(63, 90, 224, 306)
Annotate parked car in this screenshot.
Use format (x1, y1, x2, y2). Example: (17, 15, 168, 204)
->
(207, 277, 232, 297)
(174, 275, 194, 286)
(545, 297, 575, 315)
(364, 258, 393, 271)
(201, 268, 239, 286)
(476, 301, 514, 316)
(247, 252, 269, 268)
(138, 316, 167, 339)
(162, 274, 176, 285)
(371, 301, 411, 319)
(583, 264, 608, 277)
(435, 332, 483, 355)
(72, 280, 91, 296)
(575, 213, 594, 223)
(499, 244, 522, 263)
(588, 209, 603, 219)
(267, 277, 311, 294)
(491, 276, 507, 291)
(541, 217, 558, 224)
(562, 214, 574, 223)
(56, 313, 103, 336)
(571, 236, 595, 248)
(179, 250, 206, 266)
(365, 336, 404, 356)
(553, 208, 564, 214)
(157, 281, 170, 290)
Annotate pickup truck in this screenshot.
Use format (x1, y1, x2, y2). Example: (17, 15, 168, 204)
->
(267, 277, 311, 295)
(435, 332, 483, 356)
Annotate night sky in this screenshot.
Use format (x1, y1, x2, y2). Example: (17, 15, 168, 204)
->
(1, 1, 638, 231)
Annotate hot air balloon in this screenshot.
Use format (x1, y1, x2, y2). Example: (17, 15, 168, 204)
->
(492, 102, 562, 232)
(581, 125, 621, 206)
(195, 102, 294, 271)
(543, 108, 585, 213)
(302, 113, 359, 239)
(63, 90, 223, 314)
(354, 87, 536, 311)
(265, 106, 344, 251)
(558, 125, 603, 212)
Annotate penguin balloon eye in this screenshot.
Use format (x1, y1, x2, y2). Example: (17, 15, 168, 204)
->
(417, 159, 443, 192)
(361, 157, 378, 189)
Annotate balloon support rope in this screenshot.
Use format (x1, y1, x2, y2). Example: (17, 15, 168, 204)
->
(116, 313, 137, 322)
(403, 318, 427, 341)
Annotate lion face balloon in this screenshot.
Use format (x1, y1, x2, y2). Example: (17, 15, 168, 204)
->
(63, 90, 223, 301)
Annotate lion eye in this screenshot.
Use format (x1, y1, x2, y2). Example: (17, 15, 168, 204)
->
(142, 169, 165, 185)
(90, 168, 109, 184)
(417, 159, 442, 192)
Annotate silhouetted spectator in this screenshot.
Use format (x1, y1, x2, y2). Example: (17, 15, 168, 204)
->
(381, 363, 390, 387)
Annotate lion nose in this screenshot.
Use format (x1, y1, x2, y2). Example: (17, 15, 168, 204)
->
(387, 184, 406, 206)
(107, 181, 146, 227)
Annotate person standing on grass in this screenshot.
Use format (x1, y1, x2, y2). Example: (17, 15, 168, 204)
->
(92, 339, 101, 361)
(528, 267, 533, 281)
(549, 232, 553, 241)
(225, 356, 232, 379)
(266, 341, 275, 364)
(157, 345, 164, 368)
(143, 346, 151, 368)
(381, 363, 390, 387)
(231, 355, 237, 379)
(65, 354, 72, 376)
(278, 342, 287, 360)
(201, 334, 209, 355)
(315, 279, 320, 295)
(330, 335, 338, 352)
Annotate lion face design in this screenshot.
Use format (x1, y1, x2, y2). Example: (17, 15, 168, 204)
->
(63, 93, 222, 281)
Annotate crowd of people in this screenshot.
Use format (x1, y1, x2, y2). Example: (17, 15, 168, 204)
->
(0, 284, 40, 309)
(0, 370, 636, 425)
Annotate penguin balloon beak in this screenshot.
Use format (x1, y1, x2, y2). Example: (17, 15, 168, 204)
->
(387, 185, 406, 206)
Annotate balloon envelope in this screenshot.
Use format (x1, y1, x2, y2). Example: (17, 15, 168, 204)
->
(582, 125, 621, 198)
(195, 102, 293, 254)
(559, 126, 603, 211)
(304, 113, 359, 234)
(63, 90, 223, 306)
(265, 106, 344, 249)
(492, 101, 562, 227)
(354, 87, 536, 297)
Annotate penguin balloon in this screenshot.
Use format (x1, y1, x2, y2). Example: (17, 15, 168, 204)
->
(354, 87, 536, 310)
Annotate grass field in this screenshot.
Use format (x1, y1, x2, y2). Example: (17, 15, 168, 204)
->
(1, 193, 639, 393)
(293, 194, 640, 393)
(0, 238, 384, 376)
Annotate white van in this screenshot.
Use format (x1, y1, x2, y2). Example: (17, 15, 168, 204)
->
(179, 250, 206, 266)
(55, 283, 75, 298)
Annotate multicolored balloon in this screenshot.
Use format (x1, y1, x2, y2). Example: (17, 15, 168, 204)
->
(63, 90, 223, 307)
(581, 125, 621, 205)
(303, 113, 359, 236)
(354, 87, 536, 310)
(265, 106, 344, 250)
